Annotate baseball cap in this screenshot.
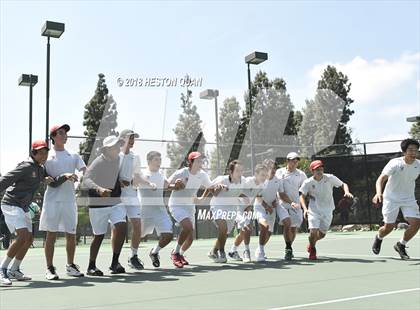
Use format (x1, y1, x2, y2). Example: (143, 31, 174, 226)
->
(309, 160, 324, 170)
(119, 129, 139, 139)
(286, 152, 300, 160)
(188, 151, 202, 162)
(50, 124, 70, 135)
(31, 140, 49, 151)
(102, 135, 123, 148)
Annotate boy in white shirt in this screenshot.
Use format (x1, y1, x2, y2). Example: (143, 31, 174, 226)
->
(372, 138, 420, 259)
(276, 152, 307, 260)
(228, 164, 268, 263)
(139, 151, 174, 268)
(299, 160, 353, 260)
(118, 129, 156, 270)
(167, 152, 213, 268)
(40, 124, 85, 280)
(254, 159, 291, 262)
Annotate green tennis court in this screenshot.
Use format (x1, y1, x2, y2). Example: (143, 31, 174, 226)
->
(1, 231, 419, 310)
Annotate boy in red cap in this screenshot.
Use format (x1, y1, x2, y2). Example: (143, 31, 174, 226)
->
(0, 140, 64, 286)
(299, 160, 353, 260)
(167, 151, 213, 268)
(40, 124, 86, 280)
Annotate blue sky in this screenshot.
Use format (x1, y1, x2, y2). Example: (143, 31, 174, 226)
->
(1, 0, 419, 174)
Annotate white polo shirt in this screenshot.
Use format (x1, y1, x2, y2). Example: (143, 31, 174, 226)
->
(168, 167, 212, 207)
(44, 149, 86, 203)
(210, 175, 247, 208)
(119, 151, 142, 197)
(299, 173, 343, 215)
(382, 157, 420, 204)
(139, 168, 166, 217)
(255, 176, 282, 208)
(244, 176, 265, 201)
(276, 167, 307, 208)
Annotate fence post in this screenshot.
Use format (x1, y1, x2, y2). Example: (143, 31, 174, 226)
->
(363, 143, 373, 231)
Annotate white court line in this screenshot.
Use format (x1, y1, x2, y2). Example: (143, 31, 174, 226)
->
(268, 287, 420, 310)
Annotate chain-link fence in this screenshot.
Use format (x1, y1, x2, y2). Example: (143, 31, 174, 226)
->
(2, 137, 417, 247)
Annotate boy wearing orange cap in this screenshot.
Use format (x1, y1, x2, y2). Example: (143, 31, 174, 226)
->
(299, 160, 353, 260)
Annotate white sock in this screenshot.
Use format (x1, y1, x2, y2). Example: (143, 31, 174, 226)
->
(231, 245, 238, 252)
(0, 256, 12, 269)
(377, 235, 383, 240)
(259, 245, 264, 253)
(175, 244, 181, 254)
(131, 247, 138, 257)
(244, 244, 250, 251)
(400, 239, 407, 246)
(152, 245, 161, 254)
(180, 249, 185, 256)
(10, 258, 22, 271)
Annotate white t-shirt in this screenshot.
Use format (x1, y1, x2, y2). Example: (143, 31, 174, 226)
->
(244, 176, 265, 201)
(44, 149, 86, 203)
(254, 176, 282, 208)
(299, 173, 343, 214)
(119, 151, 142, 197)
(276, 167, 307, 208)
(210, 175, 247, 208)
(382, 157, 420, 203)
(168, 167, 212, 207)
(139, 168, 166, 217)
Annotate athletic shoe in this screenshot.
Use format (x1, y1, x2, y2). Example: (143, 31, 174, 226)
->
(208, 249, 219, 262)
(128, 255, 144, 270)
(372, 236, 383, 255)
(217, 251, 227, 263)
(66, 264, 84, 277)
(307, 244, 317, 260)
(242, 249, 251, 263)
(228, 251, 242, 261)
(109, 262, 126, 274)
(171, 251, 184, 268)
(284, 249, 293, 261)
(45, 266, 59, 280)
(255, 248, 266, 262)
(8, 269, 32, 281)
(149, 250, 160, 268)
(179, 254, 189, 265)
(1, 268, 12, 286)
(86, 267, 104, 276)
(393, 242, 410, 260)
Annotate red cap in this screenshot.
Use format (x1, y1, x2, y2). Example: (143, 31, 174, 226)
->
(188, 151, 202, 162)
(310, 160, 324, 171)
(31, 140, 49, 151)
(50, 124, 70, 135)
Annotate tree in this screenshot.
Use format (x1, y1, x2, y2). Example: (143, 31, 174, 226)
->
(209, 97, 242, 178)
(79, 73, 118, 164)
(167, 80, 206, 173)
(316, 65, 354, 155)
(409, 121, 420, 140)
(228, 71, 302, 171)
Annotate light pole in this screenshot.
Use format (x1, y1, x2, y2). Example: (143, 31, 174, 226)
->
(18, 74, 38, 155)
(41, 20, 65, 144)
(245, 51, 268, 174)
(200, 89, 221, 174)
(407, 116, 420, 122)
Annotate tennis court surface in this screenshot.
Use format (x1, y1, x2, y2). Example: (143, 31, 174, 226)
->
(1, 231, 419, 310)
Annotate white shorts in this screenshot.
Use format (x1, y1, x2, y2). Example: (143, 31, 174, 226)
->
(382, 200, 420, 224)
(211, 206, 237, 233)
(308, 211, 332, 234)
(276, 205, 290, 223)
(169, 205, 196, 229)
(141, 212, 173, 237)
(254, 204, 276, 233)
(1, 204, 32, 234)
(39, 202, 77, 234)
(89, 205, 126, 235)
(283, 206, 303, 228)
(235, 209, 253, 231)
(120, 189, 141, 219)
(123, 205, 141, 219)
